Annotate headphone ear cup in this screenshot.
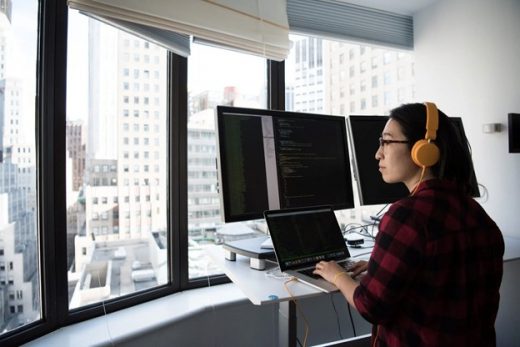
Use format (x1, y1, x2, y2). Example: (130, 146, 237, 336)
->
(411, 139, 440, 167)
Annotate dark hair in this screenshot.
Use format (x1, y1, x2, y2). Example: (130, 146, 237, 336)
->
(389, 103, 477, 196)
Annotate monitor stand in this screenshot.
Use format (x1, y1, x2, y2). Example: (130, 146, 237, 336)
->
(223, 236, 276, 270)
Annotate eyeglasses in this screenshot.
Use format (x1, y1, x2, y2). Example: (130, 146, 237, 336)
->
(378, 137, 410, 147)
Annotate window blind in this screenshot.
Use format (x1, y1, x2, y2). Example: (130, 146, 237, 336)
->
(287, 0, 414, 49)
(68, 0, 291, 61)
(84, 13, 191, 56)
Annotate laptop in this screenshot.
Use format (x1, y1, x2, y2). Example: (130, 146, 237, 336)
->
(264, 206, 353, 293)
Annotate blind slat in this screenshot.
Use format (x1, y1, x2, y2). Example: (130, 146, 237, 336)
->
(287, 0, 413, 49)
(84, 12, 191, 56)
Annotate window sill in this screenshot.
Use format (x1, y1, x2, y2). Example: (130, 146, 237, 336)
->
(25, 284, 247, 346)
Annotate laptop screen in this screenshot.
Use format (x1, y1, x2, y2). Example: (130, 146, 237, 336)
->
(264, 207, 350, 271)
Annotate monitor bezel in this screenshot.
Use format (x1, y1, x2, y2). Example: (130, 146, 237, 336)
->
(216, 106, 355, 222)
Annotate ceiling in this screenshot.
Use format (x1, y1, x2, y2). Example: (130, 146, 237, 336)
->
(337, 0, 439, 15)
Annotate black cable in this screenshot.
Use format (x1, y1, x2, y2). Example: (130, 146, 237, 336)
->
(296, 337, 303, 347)
(352, 251, 373, 258)
(374, 203, 390, 218)
(343, 224, 376, 240)
(346, 302, 357, 337)
(329, 294, 344, 340)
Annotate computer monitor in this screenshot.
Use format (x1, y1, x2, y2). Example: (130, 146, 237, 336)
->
(216, 106, 355, 222)
(509, 113, 520, 153)
(347, 116, 408, 205)
(347, 115, 480, 206)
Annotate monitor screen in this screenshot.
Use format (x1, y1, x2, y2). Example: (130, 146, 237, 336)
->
(347, 115, 480, 206)
(347, 116, 408, 205)
(216, 106, 355, 222)
(509, 113, 520, 153)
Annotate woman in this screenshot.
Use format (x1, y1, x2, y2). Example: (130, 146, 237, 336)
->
(313, 103, 504, 346)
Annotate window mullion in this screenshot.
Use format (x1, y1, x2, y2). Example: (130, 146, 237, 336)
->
(168, 52, 187, 290)
(268, 60, 286, 110)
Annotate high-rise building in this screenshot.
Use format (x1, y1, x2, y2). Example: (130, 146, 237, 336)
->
(286, 36, 415, 117)
(286, 36, 325, 114)
(66, 120, 86, 192)
(83, 20, 167, 241)
(67, 18, 170, 306)
(326, 42, 415, 115)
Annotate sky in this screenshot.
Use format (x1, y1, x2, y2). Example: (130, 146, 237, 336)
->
(188, 43, 267, 96)
(9, 0, 37, 81)
(67, 10, 89, 122)
(8, 0, 38, 143)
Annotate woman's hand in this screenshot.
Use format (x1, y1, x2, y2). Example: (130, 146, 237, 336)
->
(313, 260, 346, 284)
(348, 260, 368, 277)
(314, 260, 361, 307)
(313, 260, 368, 284)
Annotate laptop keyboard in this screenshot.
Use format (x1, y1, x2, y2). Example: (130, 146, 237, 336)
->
(339, 259, 356, 269)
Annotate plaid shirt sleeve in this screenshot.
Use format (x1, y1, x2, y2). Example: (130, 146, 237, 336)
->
(353, 199, 425, 324)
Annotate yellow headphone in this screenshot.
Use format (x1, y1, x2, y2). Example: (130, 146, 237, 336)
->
(411, 102, 440, 168)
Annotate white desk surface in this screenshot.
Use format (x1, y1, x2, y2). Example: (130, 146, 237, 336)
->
(208, 233, 520, 306)
(503, 234, 520, 262)
(206, 244, 372, 306)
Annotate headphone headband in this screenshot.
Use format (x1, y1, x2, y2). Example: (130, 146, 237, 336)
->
(410, 102, 440, 168)
(424, 102, 439, 141)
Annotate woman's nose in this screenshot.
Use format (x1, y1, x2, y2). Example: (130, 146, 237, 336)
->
(375, 146, 383, 160)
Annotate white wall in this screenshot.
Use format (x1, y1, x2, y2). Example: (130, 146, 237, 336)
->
(414, 0, 520, 236)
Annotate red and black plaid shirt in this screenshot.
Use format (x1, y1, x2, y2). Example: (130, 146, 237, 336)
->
(353, 179, 504, 347)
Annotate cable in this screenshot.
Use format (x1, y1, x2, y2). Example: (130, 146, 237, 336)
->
(410, 166, 426, 196)
(283, 278, 310, 347)
(329, 294, 344, 340)
(343, 224, 375, 240)
(373, 203, 390, 218)
(205, 257, 219, 347)
(346, 301, 357, 337)
(265, 265, 291, 280)
(100, 299, 115, 347)
(352, 251, 373, 258)
(96, 271, 114, 347)
(366, 203, 390, 239)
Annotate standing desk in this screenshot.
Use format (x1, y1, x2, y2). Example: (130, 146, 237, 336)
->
(206, 243, 372, 346)
(208, 233, 520, 346)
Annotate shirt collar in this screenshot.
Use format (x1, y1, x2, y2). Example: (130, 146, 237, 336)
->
(413, 178, 459, 195)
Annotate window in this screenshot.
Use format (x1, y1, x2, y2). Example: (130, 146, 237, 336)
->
(66, 12, 168, 310)
(360, 80, 367, 92)
(371, 75, 378, 88)
(4, 3, 417, 344)
(187, 42, 267, 279)
(0, 0, 40, 336)
(372, 95, 379, 107)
